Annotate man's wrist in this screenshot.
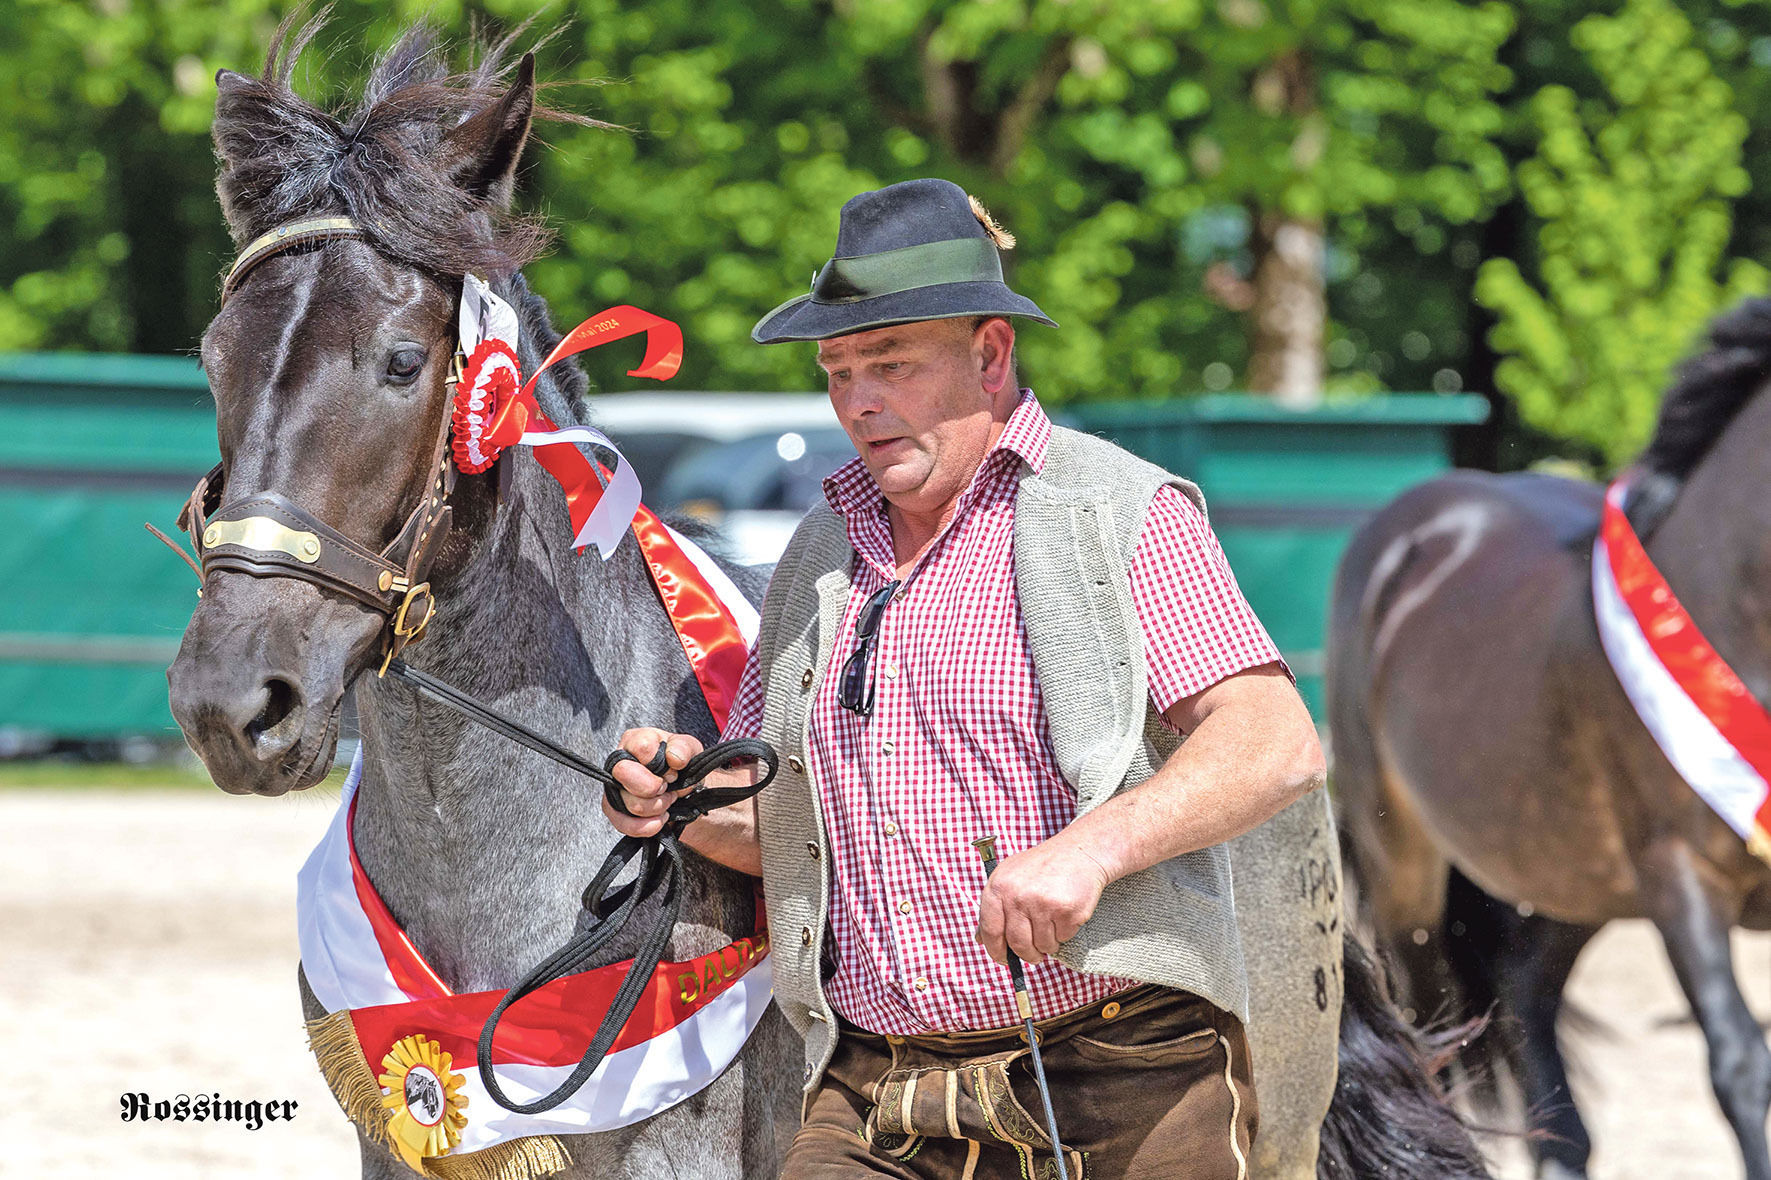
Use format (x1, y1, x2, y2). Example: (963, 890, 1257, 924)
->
(1049, 819, 1125, 889)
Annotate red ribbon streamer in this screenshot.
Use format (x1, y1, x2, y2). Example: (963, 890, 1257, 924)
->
(464, 306, 686, 546)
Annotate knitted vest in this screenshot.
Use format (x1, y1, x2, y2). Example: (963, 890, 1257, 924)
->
(749, 426, 1339, 1178)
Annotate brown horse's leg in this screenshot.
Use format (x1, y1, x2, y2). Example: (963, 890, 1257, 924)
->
(1490, 913, 1601, 1179)
(1346, 781, 1456, 1020)
(1638, 838, 1771, 1180)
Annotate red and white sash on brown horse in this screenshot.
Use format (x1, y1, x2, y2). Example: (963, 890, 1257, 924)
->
(1593, 478, 1771, 864)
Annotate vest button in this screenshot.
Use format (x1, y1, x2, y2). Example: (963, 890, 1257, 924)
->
(801, 668, 814, 689)
(787, 755, 805, 774)
(807, 842, 820, 860)
(801, 926, 813, 946)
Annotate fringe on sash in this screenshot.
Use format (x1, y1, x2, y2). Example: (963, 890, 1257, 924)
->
(305, 1010, 573, 1180)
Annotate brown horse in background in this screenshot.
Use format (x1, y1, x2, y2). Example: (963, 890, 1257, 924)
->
(1330, 298, 1771, 1180)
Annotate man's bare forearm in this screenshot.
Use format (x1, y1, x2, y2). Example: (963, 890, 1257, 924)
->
(1052, 682, 1324, 886)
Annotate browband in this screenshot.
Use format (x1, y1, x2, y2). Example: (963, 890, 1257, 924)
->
(222, 216, 366, 303)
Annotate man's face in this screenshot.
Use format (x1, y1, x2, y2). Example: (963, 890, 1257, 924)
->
(816, 318, 1009, 517)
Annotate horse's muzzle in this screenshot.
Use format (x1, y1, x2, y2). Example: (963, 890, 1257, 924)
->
(168, 572, 377, 795)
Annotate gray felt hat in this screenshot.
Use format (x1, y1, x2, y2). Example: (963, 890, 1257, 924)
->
(751, 178, 1057, 344)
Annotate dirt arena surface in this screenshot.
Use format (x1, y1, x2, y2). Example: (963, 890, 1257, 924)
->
(5, 784, 1769, 1178)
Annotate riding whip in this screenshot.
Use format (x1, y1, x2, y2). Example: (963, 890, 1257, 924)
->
(972, 835, 1071, 1180)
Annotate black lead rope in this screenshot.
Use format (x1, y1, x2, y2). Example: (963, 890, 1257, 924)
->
(380, 658, 776, 1114)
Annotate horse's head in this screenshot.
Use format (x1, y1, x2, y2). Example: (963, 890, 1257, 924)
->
(169, 23, 546, 795)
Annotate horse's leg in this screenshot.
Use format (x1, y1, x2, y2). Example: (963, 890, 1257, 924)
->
(1638, 837, 1771, 1180)
(1490, 913, 1600, 1179)
(1348, 788, 1456, 1022)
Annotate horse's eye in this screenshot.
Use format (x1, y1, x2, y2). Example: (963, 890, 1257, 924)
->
(386, 347, 427, 385)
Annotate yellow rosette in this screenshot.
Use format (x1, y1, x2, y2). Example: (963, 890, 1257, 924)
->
(378, 1034, 469, 1171)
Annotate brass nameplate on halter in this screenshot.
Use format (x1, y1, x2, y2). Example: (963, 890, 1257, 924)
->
(202, 517, 322, 563)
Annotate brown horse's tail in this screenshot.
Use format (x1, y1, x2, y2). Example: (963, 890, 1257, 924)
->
(1317, 933, 1494, 1179)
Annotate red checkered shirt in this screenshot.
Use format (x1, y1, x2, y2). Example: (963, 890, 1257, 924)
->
(724, 391, 1283, 1033)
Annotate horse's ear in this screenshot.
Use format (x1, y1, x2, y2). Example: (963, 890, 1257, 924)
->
(211, 69, 261, 168)
(444, 53, 534, 209)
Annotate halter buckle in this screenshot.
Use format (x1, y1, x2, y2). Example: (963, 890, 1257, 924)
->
(376, 581, 436, 677)
(393, 581, 436, 641)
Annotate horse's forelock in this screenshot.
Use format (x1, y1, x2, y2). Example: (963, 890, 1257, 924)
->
(212, 15, 563, 278)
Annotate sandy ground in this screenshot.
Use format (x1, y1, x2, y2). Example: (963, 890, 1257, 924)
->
(4, 785, 1770, 1179)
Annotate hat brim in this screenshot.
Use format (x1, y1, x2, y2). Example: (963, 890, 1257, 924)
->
(751, 281, 1057, 344)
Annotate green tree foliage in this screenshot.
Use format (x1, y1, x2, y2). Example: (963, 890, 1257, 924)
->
(6, 0, 1771, 470)
(0, 0, 1517, 404)
(0, 0, 285, 352)
(1476, 0, 1767, 467)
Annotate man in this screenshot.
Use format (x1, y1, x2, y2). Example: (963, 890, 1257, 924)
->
(607, 178, 1325, 1179)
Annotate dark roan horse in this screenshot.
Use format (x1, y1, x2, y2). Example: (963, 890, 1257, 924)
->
(168, 18, 1497, 1179)
(165, 22, 801, 1179)
(1331, 298, 1771, 1180)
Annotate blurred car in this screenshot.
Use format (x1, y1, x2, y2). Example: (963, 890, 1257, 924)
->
(591, 392, 856, 565)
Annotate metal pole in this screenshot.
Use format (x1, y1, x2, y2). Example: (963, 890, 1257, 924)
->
(972, 835, 1070, 1180)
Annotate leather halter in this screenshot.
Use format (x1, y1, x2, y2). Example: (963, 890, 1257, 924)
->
(182, 216, 460, 673)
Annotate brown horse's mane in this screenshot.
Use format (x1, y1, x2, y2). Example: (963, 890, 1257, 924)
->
(1623, 297, 1771, 535)
(1639, 297, 1771, 481)
(209, 13, 602, 281)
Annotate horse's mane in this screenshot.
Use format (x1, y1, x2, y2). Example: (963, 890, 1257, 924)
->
(1626, 297, 1771, 535)
(210, 13, 601, 279)
(1641, 297, 1771, 480)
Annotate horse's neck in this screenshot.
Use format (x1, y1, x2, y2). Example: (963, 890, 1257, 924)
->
(346, 453, 708, 991)
(1646, 393, 1771, 705)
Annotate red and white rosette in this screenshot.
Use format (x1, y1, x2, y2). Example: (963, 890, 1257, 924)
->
(451, 339, 522, 474)
(447, 274, 686, 560)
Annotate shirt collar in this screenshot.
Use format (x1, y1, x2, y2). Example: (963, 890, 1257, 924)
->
(822, 389, 1051, 519)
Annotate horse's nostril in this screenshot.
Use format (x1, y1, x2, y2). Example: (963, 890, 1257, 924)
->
(246, 676, 301, 745)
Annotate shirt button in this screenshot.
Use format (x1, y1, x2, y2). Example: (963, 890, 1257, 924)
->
(880, 741, 895, 756)
(913, 977, 928, 992)
(787, 755, 805, 774)
(884, 662, 899, 679)
(801, 926, 813, 947)
(883, 821, 899, 837)
(800, 669, 814, 689)
(897, 899, 912, 915)
(807, 842, 820, 860)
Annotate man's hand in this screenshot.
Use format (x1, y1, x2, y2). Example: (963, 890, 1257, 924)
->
(975, 837, 1112, 966)
(603, 728, 705, 838)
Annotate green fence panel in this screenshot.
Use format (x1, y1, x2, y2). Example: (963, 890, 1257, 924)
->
(0, 353, 215, 740)
(1063, 394, 1488, 717)
(0, 352, 1486, 740)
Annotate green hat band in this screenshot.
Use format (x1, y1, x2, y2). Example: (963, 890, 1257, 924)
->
(809, 237, 1003, 305)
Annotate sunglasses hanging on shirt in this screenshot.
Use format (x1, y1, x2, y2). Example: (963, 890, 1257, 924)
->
(838, 578, 904, 717)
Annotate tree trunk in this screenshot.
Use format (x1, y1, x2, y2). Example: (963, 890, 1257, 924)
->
(1244, 49, 1325, 408)
(1247, 212, 1325, 407)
